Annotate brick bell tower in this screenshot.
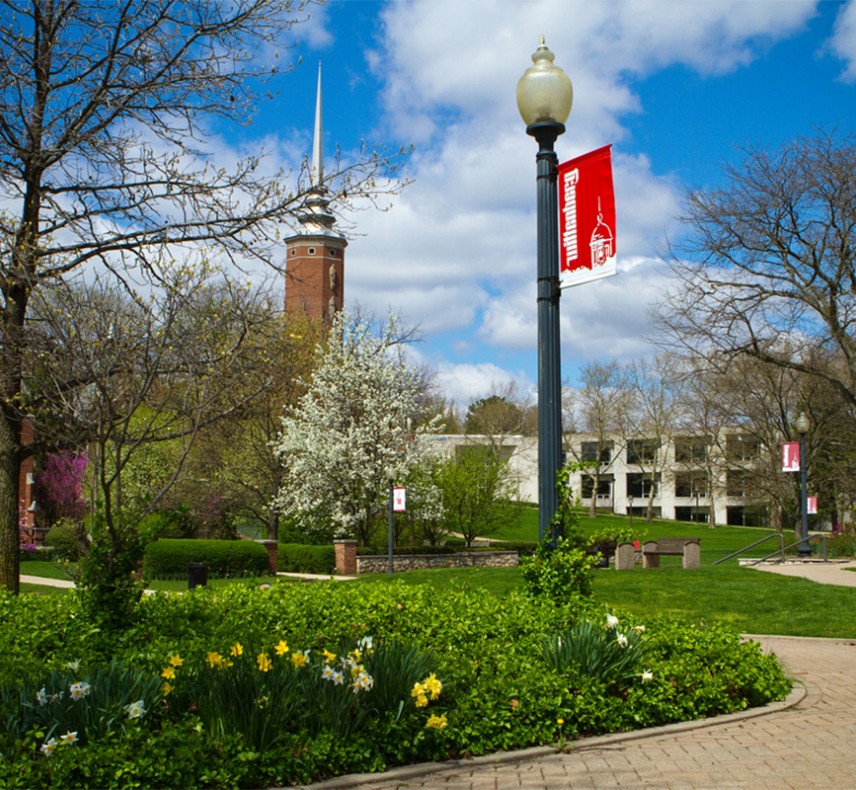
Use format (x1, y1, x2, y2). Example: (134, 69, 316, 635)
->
(285, 63, 347, 327)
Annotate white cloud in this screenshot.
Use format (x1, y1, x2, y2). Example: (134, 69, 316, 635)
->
(830, 0, 856, 80)
(326, 0, 824, 405)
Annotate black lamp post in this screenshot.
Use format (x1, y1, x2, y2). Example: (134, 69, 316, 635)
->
(517, 37, 573, 546)
(796, 412, 811, 556)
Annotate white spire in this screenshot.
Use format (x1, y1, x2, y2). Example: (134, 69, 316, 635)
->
(311, 62, 323, 187)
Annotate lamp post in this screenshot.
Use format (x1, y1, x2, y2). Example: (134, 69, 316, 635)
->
(517, 36, 573, 546)
(796, 412, 811, 556)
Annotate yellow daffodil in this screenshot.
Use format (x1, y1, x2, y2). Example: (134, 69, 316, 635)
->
(425, 713, 448, 730)
(292, 651, 308, 669)
(161, 666, 176, 680)
(274, 640, 289, 656)
(169, 654, 184, 667)
(230, 642, 243, 658)
(257, 652, 272, 673)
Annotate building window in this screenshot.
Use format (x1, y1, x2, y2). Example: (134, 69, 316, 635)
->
(626, 472, 659, 499)
(329, 248, 337, 256)
(726, 469, 752, 498)
(627, 439, 658, 465)
(726, 434, 760, 461)
(580, 440, 613, 464)
(674, 436, 707, 463)
(674, 472, 707, 498)
(308, 247, 316, 254)
(581, 475, 613, 499)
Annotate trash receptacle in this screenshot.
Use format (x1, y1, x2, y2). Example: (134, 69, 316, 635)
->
(188, 562, 208, 590)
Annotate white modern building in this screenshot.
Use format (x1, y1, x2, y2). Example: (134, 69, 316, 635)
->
(429, 431, 767, 527)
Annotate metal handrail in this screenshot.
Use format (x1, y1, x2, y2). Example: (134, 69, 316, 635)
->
(713, 533, 784, 566)
(714, 532, 829, 566)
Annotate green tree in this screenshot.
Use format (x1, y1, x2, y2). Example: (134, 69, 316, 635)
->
(434, 445, 520, 547)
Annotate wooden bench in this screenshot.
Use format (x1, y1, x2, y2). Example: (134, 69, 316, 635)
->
(642, 538, 700, 569)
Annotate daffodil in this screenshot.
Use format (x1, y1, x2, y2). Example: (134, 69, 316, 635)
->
(322, 648, 336, 663)
(274, 639, 289, 656)
(161, 666, 176, 680)
(423, 673, 442, 700)
(230, 642, 244, 658)
(39, 738, 58, 756)
(257, 652, 272, 673)
(59, 731, 78, 746)
(425, 713, 448, 730)
(616, 633, 629, 647)
(68, 681, 91, 700)
(641, 670, 653, 683)
(36, 687, 48, 706)
(351, 670, 374, 693)
(124, 699, 147, 719)
(606, 614, 619, 630)
(292, 651, 308, 669)
(168, 654, 184, 667)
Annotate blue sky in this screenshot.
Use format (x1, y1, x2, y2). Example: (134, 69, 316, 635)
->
(245, 0, 856, 409)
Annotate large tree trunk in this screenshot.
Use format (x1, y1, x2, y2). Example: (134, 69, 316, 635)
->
(0, 411, 20, 593)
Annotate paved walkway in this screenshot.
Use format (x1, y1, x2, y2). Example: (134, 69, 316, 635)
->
(306, 561, 856, 789)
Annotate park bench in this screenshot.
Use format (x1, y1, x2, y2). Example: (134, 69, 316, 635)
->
(641, 538, 700, 569)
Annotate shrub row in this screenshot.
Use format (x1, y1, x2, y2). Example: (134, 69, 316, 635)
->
(143, 539, 269, 579)
(278, 544, 336, 574)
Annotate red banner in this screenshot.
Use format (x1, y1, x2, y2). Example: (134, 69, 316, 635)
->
(558, 145, 617, 288)
(782, 442, 800, 472)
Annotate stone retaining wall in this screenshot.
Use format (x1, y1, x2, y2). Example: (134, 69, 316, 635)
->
(356, 551, 519, 575)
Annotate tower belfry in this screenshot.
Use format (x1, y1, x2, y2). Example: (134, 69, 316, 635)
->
(285, 63, 347, 326)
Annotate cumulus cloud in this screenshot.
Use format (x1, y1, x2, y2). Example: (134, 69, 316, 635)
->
(830, 0, 856, 80)
(304, 0, 826, 406)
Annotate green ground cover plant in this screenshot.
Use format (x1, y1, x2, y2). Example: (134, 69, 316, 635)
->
(0, 574, 789, 788)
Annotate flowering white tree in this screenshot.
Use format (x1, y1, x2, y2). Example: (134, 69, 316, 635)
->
(273, 313, 440, 545)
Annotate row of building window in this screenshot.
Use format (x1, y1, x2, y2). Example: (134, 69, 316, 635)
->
(579, 435, 762, 466)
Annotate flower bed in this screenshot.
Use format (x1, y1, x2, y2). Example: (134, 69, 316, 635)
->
(0, 581, 791, 788)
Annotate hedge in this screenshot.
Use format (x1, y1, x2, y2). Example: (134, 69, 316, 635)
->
(278, 543, 336, 575)
(143, 539, 269, 579)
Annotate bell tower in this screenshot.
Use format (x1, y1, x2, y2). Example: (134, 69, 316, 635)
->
(285, 63, 347, 326)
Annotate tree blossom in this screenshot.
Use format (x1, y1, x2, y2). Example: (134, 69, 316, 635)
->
(273, 312, 442, 545)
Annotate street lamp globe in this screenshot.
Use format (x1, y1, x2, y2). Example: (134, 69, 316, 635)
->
(796, 412, 810, 435)
(516, 36, 573, 131)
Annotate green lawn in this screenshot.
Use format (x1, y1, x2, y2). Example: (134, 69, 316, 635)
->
(498, 504, 784, 561)
(20, 515, 854, 638)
